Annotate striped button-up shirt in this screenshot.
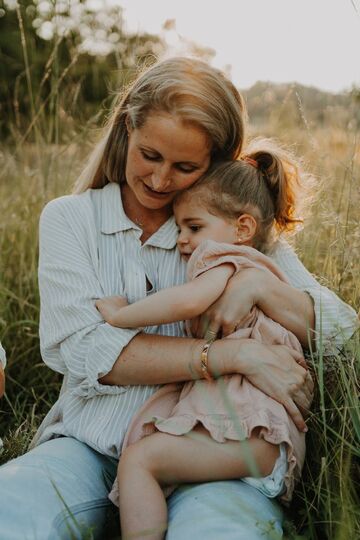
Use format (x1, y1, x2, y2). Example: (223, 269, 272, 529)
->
(34, 183, 358, 457)
(0, 343, 5, 369)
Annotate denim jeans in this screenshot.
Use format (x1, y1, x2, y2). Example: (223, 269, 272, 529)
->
(0, 437, 283, 539)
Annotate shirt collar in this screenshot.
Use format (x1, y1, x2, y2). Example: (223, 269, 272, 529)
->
(100, 182, 178, 250)
(100, 182, 136, 234)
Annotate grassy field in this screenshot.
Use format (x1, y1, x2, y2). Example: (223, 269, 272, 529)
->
(0, 85, 359, 538)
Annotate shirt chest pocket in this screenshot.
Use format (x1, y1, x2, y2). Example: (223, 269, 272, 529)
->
(97, 232, 149, 304)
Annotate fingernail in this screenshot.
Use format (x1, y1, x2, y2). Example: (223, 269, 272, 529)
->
(303, 426, 308, 433)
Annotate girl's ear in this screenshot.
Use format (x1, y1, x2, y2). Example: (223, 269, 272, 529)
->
(236, 214, 257, 245)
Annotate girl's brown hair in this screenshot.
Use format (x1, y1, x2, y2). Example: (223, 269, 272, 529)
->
(74, 57, 247, 193)
(178, 138, 307, 252)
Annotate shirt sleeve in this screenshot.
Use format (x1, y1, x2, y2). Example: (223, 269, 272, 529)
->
(271, 239, 359, 355)
(0, 342, 6, 369)
(38, 197, 141, 399)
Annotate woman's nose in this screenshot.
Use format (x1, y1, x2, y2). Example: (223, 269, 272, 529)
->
(151, 163, 171, 191)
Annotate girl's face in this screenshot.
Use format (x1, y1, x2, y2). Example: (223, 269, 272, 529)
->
(175, 197, 238, 260)
(125, 112, 211, 212)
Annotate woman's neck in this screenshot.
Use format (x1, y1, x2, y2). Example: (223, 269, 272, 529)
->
(121, 184, 172, 242)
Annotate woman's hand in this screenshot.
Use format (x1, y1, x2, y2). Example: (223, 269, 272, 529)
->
(193, 267, 315, 349)
(228, 339, 314, 432)
(192, 268, 262, 338)
(95, 295, 128, 324)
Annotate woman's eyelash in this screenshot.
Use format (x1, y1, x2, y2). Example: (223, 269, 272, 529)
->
(141, 150, 159, 161)
(176, 165, 196, 173)
(141, 150, 195, 173)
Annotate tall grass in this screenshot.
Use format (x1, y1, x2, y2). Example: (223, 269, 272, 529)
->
(0, 21, 359, 540)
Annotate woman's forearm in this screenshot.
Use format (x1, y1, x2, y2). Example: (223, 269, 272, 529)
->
(255, 273, 315, 349)
(99, 332, 312, 432)
(99, 333, 232, 386)
(99, 334, 253, 386)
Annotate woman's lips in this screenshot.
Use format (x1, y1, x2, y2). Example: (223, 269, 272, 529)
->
(143, 183, 171, 197)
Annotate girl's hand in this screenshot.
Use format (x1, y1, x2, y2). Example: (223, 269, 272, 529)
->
(230, 339, 313, 432)
(95, 295, 128, 324)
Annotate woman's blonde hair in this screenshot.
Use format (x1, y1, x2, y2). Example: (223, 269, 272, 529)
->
(74, 57, 247, 193)
(177, 138, 309, 252)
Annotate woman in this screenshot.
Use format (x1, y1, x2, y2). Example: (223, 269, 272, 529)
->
(0, 57, 357, 540)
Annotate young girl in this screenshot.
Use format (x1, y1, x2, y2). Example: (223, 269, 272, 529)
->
(96, 140, 310, 540)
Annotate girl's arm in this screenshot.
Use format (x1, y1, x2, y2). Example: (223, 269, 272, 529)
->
(194, 241, 358, 352)
(96, 264, 234, 328)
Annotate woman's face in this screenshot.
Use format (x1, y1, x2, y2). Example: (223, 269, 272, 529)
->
(125, 112, 211, 211)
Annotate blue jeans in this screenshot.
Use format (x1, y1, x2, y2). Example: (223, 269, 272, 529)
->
(0, 437, 283, 539)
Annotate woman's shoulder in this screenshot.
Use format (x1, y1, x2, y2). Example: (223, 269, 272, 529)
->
(41, 190, 94, 221)
(268, 238, 303, 267)
(39, 191, 101, 247)
(41, 184, 119, 223)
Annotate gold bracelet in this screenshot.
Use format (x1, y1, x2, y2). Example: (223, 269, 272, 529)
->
(200, 340, 215, 381)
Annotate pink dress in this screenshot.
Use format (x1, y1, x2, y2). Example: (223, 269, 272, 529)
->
(110, 240, 306, 504)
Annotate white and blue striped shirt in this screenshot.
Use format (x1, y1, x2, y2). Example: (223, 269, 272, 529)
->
(0, 342, 5, 369)
(33, 182, 358, 458)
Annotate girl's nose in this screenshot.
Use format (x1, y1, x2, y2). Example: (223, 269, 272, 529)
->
(177, 231, 188, 245)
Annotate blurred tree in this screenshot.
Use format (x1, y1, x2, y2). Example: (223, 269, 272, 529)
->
(0, 0, 164, 141)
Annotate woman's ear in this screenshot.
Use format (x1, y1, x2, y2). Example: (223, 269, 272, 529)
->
(236, 214, 257, 245)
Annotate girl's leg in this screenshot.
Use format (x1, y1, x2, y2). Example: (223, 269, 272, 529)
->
(0, 437, 118, 540)
(118, 426, 279, 540)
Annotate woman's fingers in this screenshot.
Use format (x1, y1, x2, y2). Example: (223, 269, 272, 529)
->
(294, 354, 308, 370)
(196, 314, 220, 340)
(282, 397, 307, 432)
(220, 317, 239, 337)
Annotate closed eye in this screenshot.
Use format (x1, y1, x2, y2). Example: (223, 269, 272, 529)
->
(175, 164, 197, 173)
(141, 150, 160, 161)
(140, 149, 197, 173)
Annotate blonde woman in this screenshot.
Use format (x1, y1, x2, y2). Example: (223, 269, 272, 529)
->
(0, 57, 357, 540)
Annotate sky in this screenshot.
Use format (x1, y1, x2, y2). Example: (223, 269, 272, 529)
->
(110, 0, 360, 93)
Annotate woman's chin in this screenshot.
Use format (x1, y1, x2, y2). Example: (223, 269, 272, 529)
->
(138, 185, 175, 209)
